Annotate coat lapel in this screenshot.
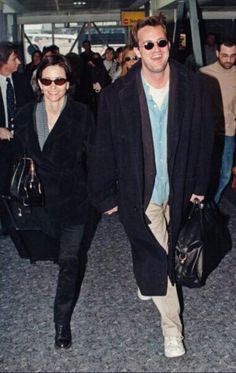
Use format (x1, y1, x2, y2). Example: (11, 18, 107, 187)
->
(167, 62, 188, 190)
(0, 87, 5, 124)
(118, 67, 156, 209)
(42, 101, 72, 153)
(136, 72, 156, 210)
(118, 76, 141, 135)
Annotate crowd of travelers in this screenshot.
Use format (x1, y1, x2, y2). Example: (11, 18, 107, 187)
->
(0, 14, 235, 357)
(23, 41, 139, 116)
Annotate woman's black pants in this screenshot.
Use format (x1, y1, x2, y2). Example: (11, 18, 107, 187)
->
(54, 224, 85, 326)
(53, 207, 101, 326)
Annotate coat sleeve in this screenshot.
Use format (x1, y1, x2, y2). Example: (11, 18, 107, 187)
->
(193, 75, 215, 196)
(88, 88, 118, 213)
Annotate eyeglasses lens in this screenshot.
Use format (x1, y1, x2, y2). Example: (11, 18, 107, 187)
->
(40, 78, 67, 86)
(124, 56, 138, 62)
(144, 39, 168, 50)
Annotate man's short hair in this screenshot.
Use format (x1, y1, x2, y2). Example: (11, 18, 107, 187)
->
(82, 40, 91, 46)
(217, 38, 236, 51)
(0, 41, 19, 67)
(50, 44, 60, 54)
(131, 13, 168, 47)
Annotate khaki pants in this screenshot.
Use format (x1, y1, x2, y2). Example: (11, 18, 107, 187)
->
(145, 202, 182, 338)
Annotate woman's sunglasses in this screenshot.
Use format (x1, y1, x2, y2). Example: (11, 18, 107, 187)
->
(40, 78, 67, 86)
(139, 39, 168, 50)
(124, 56, 138, 62)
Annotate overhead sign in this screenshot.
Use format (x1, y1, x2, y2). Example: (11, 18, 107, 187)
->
(121, 11, 145, 27)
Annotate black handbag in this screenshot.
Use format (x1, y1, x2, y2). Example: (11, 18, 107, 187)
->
(175, 199, 232, 288)
(10, 156, 44, 207)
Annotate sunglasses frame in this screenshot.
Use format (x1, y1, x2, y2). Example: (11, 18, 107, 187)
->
(139, 39, 169, 50)
(124, 56, 138, 62)
(39, 78, 68, 86)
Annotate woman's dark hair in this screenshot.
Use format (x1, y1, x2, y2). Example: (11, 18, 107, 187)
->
(36, 54, 73, 83)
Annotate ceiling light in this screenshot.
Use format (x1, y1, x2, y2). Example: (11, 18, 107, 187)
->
(73, 1, 86, 5)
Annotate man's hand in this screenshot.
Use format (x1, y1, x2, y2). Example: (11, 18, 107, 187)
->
(190, 194, 204, 203)
(104, 206, 118, 215)
(93, 82, 102, 93)
(0, 127, 13, 141)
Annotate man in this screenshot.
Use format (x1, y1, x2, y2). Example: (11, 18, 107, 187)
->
(89, 15, 214, 358)
(78, 40, 96, 106)
(204, 33, 218, 65)
(0, 42, 33, 234)
(200, 39, 236, 203)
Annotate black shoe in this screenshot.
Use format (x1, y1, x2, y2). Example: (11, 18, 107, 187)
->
(55, 324, 72, 349)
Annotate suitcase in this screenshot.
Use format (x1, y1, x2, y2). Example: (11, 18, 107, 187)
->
(2, 196, 59, 263)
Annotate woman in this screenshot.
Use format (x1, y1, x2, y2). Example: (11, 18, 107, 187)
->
(14, 55, 95, 349)
(102, 46, 117, 81)
(120, 45, 139, 77)
(25, 49, 42, 80)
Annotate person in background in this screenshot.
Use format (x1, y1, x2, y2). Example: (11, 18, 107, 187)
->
(79, 39, 95, 66)
(112, 46, 124, 82)
(204, 33, 218, 65)
(120, 45, 139, 77)
(31, 45, 59, 92)
(13, 54, 95, 349)
(0, 41, 33, 236)
(49, 44, 60, 55)
(65, 51, 83, 102)
(78, 40, 95, 106)
(103, 46, 117, 81)
(185, 33, 218, 72)
(89, 14, 214, 358)
(25, 49, 42, 80)
(200, 38, 236, 204)
(89, 52, 111, 116)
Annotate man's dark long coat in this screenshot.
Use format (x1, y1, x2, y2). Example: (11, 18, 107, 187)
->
(89, 60, 214, 296)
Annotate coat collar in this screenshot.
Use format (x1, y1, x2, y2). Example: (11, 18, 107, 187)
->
(26, 98, 75, 154)
(42, 98, 71, 152)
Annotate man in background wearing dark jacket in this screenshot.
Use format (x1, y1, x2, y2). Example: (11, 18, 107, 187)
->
(0, 41, 33, 235)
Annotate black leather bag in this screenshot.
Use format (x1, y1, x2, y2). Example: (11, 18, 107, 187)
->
(10, 156, 44, 207)
(175, 200, 232, 288)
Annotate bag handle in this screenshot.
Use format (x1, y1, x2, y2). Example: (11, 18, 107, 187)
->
(188, 198, 204, 221)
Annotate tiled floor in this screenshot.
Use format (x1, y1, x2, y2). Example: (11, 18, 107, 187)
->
(0, 194, 235, 372)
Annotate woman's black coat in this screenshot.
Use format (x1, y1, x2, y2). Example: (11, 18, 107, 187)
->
(89, 60, 215, 296)
(14, 98, 94, 236)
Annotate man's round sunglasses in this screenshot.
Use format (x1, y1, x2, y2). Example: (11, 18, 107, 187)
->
(140, 39, 168, 50)
(124, 56, 138, 62)
(40, 78, 67, 86)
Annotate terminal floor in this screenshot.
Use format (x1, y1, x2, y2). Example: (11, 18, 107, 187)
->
(0, 192, 235, 372)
